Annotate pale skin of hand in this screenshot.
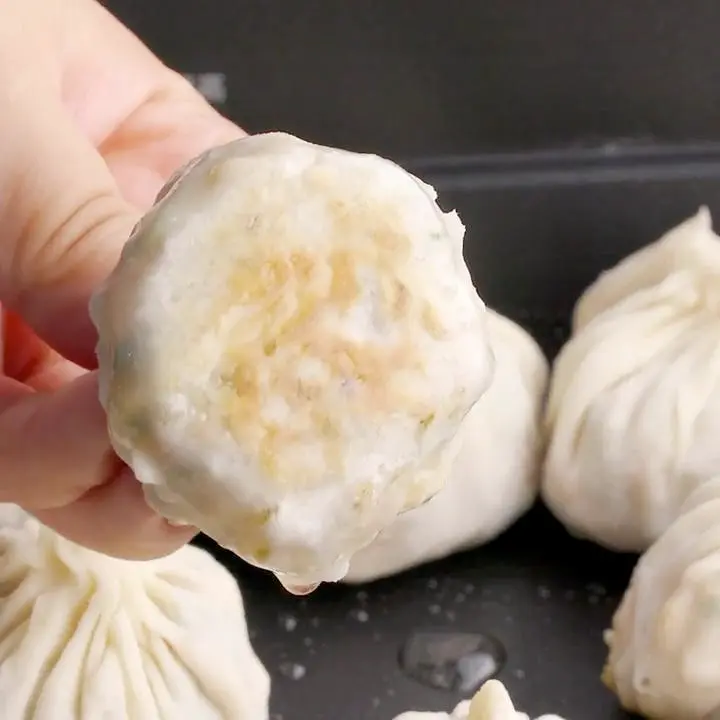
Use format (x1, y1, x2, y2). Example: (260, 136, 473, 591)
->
(0, 0, 245, 559)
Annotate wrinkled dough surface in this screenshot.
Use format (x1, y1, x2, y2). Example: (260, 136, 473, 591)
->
(543, 208, 720, 552)
(0, 505, 270, 720)
(604, 477, 720, 719)
(573, 207, 716, 330)
(345, 310, 548, 583)
(393, 679, 566, 719)
(90, 132, 492, 588)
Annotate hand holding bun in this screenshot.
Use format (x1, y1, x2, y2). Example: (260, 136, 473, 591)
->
(90, 132, 493, 591)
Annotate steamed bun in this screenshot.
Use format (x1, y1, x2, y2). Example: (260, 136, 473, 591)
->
(0, 505, 270, 720)
(392, 679, 566, 719)
(573, 207, 716, 331)
(90, 132, 492, 591)
(345, 310, 548, 583)
(542, 208, 720, 552)
(603, 477, 720, 719)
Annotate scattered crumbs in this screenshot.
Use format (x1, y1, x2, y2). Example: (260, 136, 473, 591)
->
(351, 608, 370, 623)
(538, 585, 551, 600)
(512, 668, 526, 680)
(586, 582, 607, 596)
(427, 578, 439, 590)
(386, 688, 396, 697)
(372, 631, 383, 643)
(454, 592, 466, 604)
(280, 614, 298, 632)
(372, 697, 381, 709)
(278, 662, 306, 681)
(464, 583, 475, 595)
(428, 604, 442, 615)
(303, 637, 313, 648)
(249, 629, 258, 641)
(445, 610, 456, 622)
(356, 590, 369, 602)
(310, 617, 320, 628)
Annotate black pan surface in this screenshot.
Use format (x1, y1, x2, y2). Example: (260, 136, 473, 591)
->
(198, 503, 639, 720)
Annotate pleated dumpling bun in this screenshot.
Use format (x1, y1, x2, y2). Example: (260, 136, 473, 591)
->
(0, 505, 270, 720)
(543, 208, 720, 552)
(90, 132, 493, 592)
(392, 679, 567, 719)
(345, 310, 548, 583)
(603, 477, 720, 719)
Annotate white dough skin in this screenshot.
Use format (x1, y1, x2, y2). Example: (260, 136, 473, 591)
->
(90, 132, 492, 590)
(0, 504, 270, 720)
(344, 310, 548, 584)
(603, 477, 720, 719)
(393, 679, 566, 720)
(542, 208, 720, 552)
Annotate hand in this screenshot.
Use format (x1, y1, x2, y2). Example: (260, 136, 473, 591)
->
(0, 0, 244, 559)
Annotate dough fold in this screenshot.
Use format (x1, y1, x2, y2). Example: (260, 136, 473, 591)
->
(392, 679, 566, 719)
(543, 208, 720, 551)
(604, 477, 720, 719)
(0, 505, 270, 720)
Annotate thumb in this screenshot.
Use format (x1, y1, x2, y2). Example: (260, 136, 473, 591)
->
(0, 87, 138, 369)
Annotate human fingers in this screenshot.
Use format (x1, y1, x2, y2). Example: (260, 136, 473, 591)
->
(0, 0, 234, 557)
(2, 310, 199, 557)
(0, 78, 138, 370)
(33, 467, 198, 561)
(3, 309, 76, 391)
(61, 0, 243, 210)
(0, 367, 197, 559)
(100, 82, 244, 211)
(0, 0, 243, 369)
(2, 311, 196, 558)
(0, 371, 117, 509)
